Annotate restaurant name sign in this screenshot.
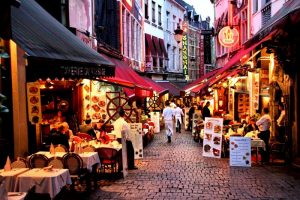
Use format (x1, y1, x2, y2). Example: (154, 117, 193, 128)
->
(218, 26, 239, 47)
(60, 66, 107, 78)
(182, 35, 189, 80)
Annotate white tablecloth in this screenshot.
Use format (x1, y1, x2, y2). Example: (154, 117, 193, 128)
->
(7, 192, 26, 200)
(89, 140, 122, 151)
(15, 168, 71, 198)
(33, 151, 100, 172)
(0, 168, 29, 192)
(251, 139, 266, 151)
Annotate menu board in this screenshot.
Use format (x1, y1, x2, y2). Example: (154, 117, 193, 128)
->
(184, 108, 189, 130)
(82, 80, 107, 122)
(27, 82, 42, 124)
(230, 137, 251, 167)
(150, 112, 160, 133)
(129, 123, 143, 159)
(202, 117, 223, 158)
(192, 111, 202, 136)
(253, 73, 259, 110)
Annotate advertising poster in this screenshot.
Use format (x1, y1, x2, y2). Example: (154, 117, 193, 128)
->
(129, 123, 143, 159)
(27, 82, 42, 124)
(192, 111, 202, 136)
(202, 117, 223, 158)
(82, 80, 107, 123)
(230, 137, 251, 167)
(150, 112, 160, 133)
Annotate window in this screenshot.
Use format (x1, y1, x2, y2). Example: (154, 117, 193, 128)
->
(253, 0, 258, 13)
(145, 0, 149, 19)
(173, 15, 176, 32)
(166, 11, 170, 30)
(152, 1, 155, 23)
(172, 47, 176, 71)
(241, 9, 248, 44)
(158, 5, 162, 26)
(122, 8, 127, 56)
(127, 13, 131, 57)
(262, 4, 271, 26)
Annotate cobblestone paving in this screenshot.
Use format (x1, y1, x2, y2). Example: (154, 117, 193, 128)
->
(89, 130, 300, 200)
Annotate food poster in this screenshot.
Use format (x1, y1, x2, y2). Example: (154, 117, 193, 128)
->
(150, 111, 160, 133)
(184, 107, 189, 130)
(121, 130, 128, 178)
(192, 111, 202, 136)
(129, 123, 143, 159)
(27, 82, 42, 124)
(202, 117, 223, 158)
(82, 80, 107, 122)
(229, 137, 251, 167)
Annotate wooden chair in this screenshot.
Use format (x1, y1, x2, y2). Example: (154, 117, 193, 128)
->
(97, 147, 119, 174)
(11, 157, 28, 168)
(82, 145, 96, 152)
(29, 154, 49, 168)
(54, 144, 68, 152)
(48, 157, 64, 169)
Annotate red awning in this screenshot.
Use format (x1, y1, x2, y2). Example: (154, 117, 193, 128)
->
(145, 34, 156, 56)
(208, 69, 242, 87)
(159, 38, 168, 59)
(184, 69, 220, 91)
(142, 77, 168, 95)
(191, 82, 209, 93)
(156, 81, 181, 96)
(101, 77, 135, 88)
(100, 54, 153, 97)
(215, 31, 276, 76)
(152, 36, 162, 58)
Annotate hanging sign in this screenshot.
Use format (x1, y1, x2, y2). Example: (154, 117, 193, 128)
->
(218, 26, 239, 47)
(182, 35, 189, 80)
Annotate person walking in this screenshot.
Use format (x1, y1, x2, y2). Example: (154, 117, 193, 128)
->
(202, 101, 211, 120)
(112, 108, 137, 170)
(174, 104, 184, 133)
(163, 100, 174, 143)
(256, 107, 272, 163)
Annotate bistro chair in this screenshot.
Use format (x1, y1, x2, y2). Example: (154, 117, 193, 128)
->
(29, 154, 49, 168)
(82, 145, 96, 153)
(97, 147, 119, 174)
(54, 144, 68, 152)
(11, 157, 28, 168)
(62, 153, 89, 191)
(48, 157, 64, 169)
(270, 139, 287, 163)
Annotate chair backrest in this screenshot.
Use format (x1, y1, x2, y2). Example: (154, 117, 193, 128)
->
(54, 144, 68, 152)
(62, 153, 83, 175)
(48, 157, 64, 169)
(29, 154, 49, 168)
(97, 148, 118, 162)
(11, 157, 28, 168)
(77, 132, 93, 141)
(82, 145, 96, 152)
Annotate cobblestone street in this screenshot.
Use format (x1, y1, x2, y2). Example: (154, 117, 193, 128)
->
(86, 129, 300, 200)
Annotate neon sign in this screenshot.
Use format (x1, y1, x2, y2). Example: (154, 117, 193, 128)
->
(182, 35, 189, 80)
(218, 26, 239, 47)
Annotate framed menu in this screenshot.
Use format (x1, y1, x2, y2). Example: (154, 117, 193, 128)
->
(184, 108, 189, 130)
(229, 137, 251, 167)
(27, 82, 42, 124)
(150, 112, 160, 133)
(129, 123, 143, 159)
(202, 117, 223, 158)
(192, 111, 202, 136)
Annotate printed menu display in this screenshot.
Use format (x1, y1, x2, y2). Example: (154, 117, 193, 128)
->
(150, 112, 160, 133)
(184, 108, 189, 130)
(129, 123, 143, 159)
(230, 137, 251, 167)
(27, 82, 42, 124)
(202, 117, 223, 158)
(192, 111, 202, 136)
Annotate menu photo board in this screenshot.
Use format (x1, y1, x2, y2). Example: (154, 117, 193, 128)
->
(27, 82, 42, 124)
(203, 117, 223, 158)
(184, 107, 189, 130)
(150, 112, 160, 133)
(129, 123, 143, 159)
(192, 111, 202, 136)
(230, 137, 251, 167)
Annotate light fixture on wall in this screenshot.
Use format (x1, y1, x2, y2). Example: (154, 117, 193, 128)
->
(174, 25, 183, 43)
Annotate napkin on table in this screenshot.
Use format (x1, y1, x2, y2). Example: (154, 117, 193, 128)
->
(4, 156, 11, 171)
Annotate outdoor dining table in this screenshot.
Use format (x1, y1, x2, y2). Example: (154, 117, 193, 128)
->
(251, 138, 266, 163)
(0, 168, 29, 192)
(89, 140, 122, 151)
(14, 168, 71, 198)
(33, 151, 100, 172)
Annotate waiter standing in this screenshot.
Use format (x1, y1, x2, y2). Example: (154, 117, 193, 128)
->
(163, 100, 174, 143)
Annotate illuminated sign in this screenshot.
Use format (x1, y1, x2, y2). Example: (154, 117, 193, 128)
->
(182, 35, 189, 80)
(218, 26, 239, 47)
(123, 0, 133, 10)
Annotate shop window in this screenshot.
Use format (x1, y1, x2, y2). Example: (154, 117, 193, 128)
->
(145, 0, 149, 19)
(158, 5, 162, 26)
(152, 1, 156, 23)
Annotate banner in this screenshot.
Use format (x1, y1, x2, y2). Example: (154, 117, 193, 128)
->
(230, 137, 251, 167)
(150, 112, 160, 133)
(203, 117, 223, 158)
(27, 82, 42, 124)
(129, 123, 143, 159)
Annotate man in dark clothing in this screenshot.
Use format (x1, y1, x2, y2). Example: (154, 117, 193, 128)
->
(49, 125, 70, 150)
(79, 118, 96, 137)
(188, 105, 195, 131)
(202, 101, 211, 120)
